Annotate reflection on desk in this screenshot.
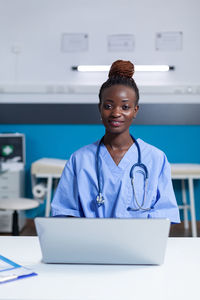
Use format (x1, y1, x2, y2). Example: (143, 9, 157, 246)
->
(0, 236, 199, 300)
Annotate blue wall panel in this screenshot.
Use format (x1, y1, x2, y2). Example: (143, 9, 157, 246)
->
(0, 124, 200, 219)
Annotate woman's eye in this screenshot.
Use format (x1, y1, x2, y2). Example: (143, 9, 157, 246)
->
(104, 104, 112, 109)
(122, 105, 130, 110)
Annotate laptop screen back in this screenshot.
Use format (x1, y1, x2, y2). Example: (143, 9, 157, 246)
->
(35, 217, 170, 265)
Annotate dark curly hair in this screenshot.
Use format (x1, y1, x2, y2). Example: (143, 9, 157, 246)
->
(99, 60, 139, 105)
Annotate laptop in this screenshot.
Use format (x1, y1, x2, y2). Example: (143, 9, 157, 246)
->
(34, 217, 170, 265)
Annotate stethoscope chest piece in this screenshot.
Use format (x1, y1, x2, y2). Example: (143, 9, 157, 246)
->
(96, 193, 104, 207)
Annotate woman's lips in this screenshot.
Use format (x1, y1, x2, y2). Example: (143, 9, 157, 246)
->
(109, 120, 124, 127)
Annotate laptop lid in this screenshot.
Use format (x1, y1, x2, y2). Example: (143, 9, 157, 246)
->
(34, 217, 170, 265)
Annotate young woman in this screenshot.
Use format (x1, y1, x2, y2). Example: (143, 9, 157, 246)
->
(51, 60, 180, 222)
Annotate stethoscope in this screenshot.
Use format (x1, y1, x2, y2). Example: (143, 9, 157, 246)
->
(95, 135, 152, 214)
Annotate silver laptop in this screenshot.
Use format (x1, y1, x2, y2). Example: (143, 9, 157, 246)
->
(34, 217, 170, 265)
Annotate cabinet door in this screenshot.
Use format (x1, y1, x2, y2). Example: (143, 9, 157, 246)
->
(0, 170, 24, 197)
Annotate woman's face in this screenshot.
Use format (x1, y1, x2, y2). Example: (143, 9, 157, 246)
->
(99, 84, 139, 135)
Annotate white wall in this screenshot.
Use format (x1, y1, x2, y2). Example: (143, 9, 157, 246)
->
(0, 0, 200, 102)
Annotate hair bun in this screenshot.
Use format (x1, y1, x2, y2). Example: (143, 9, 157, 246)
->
(108, 60, 134, 79)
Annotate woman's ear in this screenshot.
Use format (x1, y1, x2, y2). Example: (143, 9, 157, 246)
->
(133, 105, 139, 119)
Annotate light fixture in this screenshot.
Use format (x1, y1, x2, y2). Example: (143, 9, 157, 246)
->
(72, 65, 175, 72)
(72, 65, 110, 72)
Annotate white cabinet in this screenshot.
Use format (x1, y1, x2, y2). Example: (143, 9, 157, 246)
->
(0, 171, 24, 197)
(0, 170, 25, 232)
(0, 133, 26, 232)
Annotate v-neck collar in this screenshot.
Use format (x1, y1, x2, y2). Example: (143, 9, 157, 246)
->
(100, 139, 139, 173)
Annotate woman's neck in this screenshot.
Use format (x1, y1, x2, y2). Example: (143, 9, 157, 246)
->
(103, 132, 134, 151)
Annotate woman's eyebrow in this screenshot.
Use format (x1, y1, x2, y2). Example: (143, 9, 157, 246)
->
(104, 99, 114, 102)
(104, 99, 130, 102)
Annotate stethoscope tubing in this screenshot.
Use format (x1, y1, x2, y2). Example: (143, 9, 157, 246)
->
(95, 135, 152, 214)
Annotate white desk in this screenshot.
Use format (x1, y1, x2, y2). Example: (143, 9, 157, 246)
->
(0, 236, 199, 300)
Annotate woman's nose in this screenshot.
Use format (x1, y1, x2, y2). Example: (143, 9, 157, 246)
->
(111, 106, 121, 117)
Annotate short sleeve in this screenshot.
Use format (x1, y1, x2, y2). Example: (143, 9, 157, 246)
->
(51, 155, 82, 217)
(148, 154, 180, 223)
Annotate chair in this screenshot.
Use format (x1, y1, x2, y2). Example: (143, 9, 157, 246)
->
(171, 164, 200, 237)
(0, 198, 39, 235)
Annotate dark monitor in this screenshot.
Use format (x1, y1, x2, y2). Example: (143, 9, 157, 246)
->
(0, 133, 25, 163)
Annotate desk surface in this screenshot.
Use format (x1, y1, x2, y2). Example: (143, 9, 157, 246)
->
(0, 236, 199, 300)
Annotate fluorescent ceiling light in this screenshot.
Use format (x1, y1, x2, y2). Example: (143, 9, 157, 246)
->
(74, 65, 110, 72)
(72, 65, 174, 72)
(135, 65, 172, 71)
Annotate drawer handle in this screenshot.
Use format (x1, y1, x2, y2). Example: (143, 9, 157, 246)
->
(1, 186, 8, 190)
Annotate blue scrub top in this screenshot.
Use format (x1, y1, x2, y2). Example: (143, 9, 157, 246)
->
(51, 139, 180, 223)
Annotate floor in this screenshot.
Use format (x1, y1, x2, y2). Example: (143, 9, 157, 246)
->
(1, 219, 200, 237)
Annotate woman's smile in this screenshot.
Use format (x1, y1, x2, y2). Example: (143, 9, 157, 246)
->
(109, 120, 124, 127)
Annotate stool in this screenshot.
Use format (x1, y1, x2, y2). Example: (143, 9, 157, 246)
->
(171, 164, 200, 237)
(0, 198, 39, 235)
